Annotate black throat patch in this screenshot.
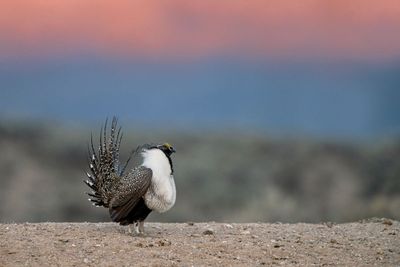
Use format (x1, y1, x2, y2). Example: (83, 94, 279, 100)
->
(164, 153, 174, 174)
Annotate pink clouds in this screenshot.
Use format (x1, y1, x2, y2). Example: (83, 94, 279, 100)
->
(1, 0, 400, 60)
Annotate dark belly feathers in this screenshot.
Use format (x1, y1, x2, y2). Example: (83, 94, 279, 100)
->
(115, 198, 152, 225)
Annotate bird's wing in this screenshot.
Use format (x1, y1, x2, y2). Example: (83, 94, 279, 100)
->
(108, 166, 152, 222)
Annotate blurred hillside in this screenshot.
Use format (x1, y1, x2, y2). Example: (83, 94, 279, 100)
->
(0, 119, 399, 223)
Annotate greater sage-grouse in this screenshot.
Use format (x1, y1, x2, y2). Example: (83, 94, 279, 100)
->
(85, 117, 176, 234)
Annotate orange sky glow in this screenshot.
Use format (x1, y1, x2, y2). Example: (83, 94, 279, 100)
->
(1, 0, 400, 61)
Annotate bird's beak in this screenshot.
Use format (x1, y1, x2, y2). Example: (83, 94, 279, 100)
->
(170, 147, 176, 153)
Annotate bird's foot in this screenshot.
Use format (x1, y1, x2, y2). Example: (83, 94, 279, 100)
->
(127, 225, 133, 235)
(138, 221, 145, 235)
(126, 222, 145, 236)
(127, 224, 139, 236)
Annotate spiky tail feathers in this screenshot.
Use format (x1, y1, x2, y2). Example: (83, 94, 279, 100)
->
(84, 117, 134, 208)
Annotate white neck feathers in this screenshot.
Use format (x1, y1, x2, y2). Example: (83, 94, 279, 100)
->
(141, 149, 172, 177)
(141, 148, 176, 213)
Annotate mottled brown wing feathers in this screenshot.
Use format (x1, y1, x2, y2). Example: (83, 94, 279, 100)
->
(109, 166, 152, 222)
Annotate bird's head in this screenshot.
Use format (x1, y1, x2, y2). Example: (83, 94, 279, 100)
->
(156, 143, 176, 157)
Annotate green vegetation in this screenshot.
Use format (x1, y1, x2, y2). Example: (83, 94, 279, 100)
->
(0, 120, 399, 223)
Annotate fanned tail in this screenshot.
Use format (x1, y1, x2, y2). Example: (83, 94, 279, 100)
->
(85, 116, 125, 207)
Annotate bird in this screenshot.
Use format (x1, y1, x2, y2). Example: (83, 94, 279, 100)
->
(84, 117, 176, 234)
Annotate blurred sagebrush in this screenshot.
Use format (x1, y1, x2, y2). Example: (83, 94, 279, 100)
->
(0, 120, 399, 223)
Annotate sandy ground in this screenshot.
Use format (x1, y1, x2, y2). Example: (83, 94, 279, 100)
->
(0, 219, 399, 266)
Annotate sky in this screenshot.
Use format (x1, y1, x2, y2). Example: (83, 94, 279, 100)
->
(1, 0, 400, 61)
(1, 1, 400, 138)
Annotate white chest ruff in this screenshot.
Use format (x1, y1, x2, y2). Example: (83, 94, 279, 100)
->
(141, 149, 176, 213)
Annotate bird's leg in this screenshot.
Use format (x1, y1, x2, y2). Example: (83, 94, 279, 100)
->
(134, 222, 140, 234)
(139, 221, 145, 234)
(128, 225, 132, 234)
